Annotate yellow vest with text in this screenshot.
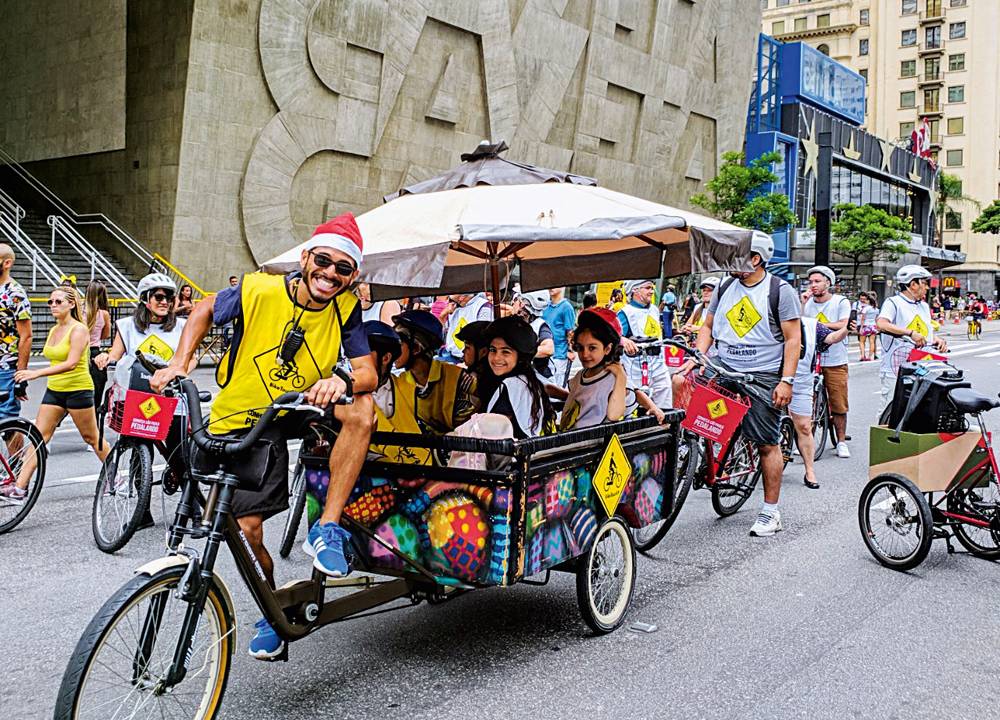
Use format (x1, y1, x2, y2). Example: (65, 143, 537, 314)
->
(210, 273, 356, 433)
(370, 373, 432, 465)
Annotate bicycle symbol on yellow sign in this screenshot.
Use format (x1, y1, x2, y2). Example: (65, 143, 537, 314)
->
(725, 297, 762, 338)
(593, 434, 633, 518)
(707, 398, 728, 420)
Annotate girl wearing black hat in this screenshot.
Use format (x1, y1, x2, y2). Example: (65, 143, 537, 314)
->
(478, 316, 555, 438)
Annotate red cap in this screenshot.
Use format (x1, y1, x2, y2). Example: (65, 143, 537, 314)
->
(579, 307, 622, 336)
(304, 212, 364, 269)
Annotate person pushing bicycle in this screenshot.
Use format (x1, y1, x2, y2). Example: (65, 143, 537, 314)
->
(151, 213, 377, 660)
(678, 231, 801, 538)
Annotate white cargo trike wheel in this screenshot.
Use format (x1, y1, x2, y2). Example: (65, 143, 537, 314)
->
(576, 517, 635, 634)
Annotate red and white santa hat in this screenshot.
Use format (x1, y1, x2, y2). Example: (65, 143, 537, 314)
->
(303, 212, 364, 269)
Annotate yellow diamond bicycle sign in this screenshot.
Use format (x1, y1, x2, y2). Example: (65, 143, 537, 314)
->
(725, 296, 762, 338)
(707, 398, 729, 420)
(138, 396, 162, 420)
(593, 434, 632, 518)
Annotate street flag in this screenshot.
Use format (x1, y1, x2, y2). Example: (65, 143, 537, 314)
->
(910, 119, 931, 159)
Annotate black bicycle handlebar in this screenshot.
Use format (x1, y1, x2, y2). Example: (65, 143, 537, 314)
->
(662, 338, 754, 384)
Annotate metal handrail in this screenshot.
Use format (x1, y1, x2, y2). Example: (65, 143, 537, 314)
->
(0, 213, 65, 290)
(152, 252, 208, 299)
(0, 187, 25, 232)
(0, 144, 154, 270)
(48, 215, 137, 297)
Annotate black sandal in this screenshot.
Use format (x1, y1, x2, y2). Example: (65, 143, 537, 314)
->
(804, 477, 820, 489)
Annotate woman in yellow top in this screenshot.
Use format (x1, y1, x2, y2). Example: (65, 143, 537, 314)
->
(10, 287, 110, 494)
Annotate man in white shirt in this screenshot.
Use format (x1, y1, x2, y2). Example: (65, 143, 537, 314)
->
(875, 265, 948, 413)
(682, 231, 802, 538)
(801, 265, 852, 458)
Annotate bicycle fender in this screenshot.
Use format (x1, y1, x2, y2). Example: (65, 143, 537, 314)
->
(135, 556, 237, 624)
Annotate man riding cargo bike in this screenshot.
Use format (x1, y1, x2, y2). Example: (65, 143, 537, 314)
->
(150, 213, 377, 660)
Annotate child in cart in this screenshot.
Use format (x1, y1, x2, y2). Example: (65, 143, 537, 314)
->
(551, 308, 664, 430)
(477, 316, 555, 438)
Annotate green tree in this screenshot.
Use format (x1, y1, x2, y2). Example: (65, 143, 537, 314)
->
(831, 204, 911, 281)
(936, 172, 980, 243)
(691, 151, 796, 233)
(971, 199, 1000, 234)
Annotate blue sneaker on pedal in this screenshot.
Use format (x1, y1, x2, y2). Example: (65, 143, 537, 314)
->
(304, 520, 352, 577)
(248, 618, 285, 660)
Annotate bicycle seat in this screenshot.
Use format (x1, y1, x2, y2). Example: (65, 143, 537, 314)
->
(948, 388, 1000, 415)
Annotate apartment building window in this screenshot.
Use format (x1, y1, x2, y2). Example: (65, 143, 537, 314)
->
(925, 57, 940, 79)
(761, 0, 768, 9)
(901, 29, 917, 46)
(794, 17, 807, 30)
(948, 85, 965, 102)
(772, 20, 786, 34)
(925, 25, 941, 48)
(928, 118, 940, 142)
(946, 244, 961, 253)
(777, 0, 790, 6)
(901, 59, 917, 77)
(950, 0, 967, 6)
(948, 53, 965, 71)
(948, 117, 964, 135)
(900, 121, 915, 138)
(946, 149, 963, 166)
(817, 43, 831, 55)
(946, 211, 962, 229)
(859, 68, 868, 83)
(949, 22, 966, 39)
(900, 90, 916, 108)
(817, 14, 830, 27)
(902, 0, 917, 14)
(926, 0, 942, 15)
(951, 179, 963, 195)
(860, 9, 869, 25)
(860, 38, 869, 55)
(924, 88, 940, 111)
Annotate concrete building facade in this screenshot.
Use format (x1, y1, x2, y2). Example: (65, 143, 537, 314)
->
(0, 0, 762, 289)
(761, 0, 1000, 297)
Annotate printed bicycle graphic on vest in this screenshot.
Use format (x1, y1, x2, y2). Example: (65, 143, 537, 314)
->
(250, 323, 324, 399)
(268, 358, 307, 389)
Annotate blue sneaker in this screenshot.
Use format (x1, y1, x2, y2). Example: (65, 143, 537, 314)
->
(304, 521, 352, 577)
(248, 618, 285, 660)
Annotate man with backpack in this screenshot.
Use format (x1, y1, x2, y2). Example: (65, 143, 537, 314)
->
(681, 231, 802, 538)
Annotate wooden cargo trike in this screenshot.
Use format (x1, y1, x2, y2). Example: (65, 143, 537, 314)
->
(55, 377, 682, 719)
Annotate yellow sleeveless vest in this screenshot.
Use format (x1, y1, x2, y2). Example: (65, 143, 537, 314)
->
(370, 374, 432, 465)
(402, 358, 475, 434)
(210, 273, 356, 433)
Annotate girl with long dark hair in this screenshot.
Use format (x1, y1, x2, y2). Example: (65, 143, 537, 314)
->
(478, 316, 554, 438)
(85, 280, 111, 406)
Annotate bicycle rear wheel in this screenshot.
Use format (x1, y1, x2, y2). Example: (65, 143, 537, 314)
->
(812, 387, 829, 461)
(0, 419, 46, 535)
(92, 440, 153, 553)
(54, 566, 234, 720)
(711, 433, 760, 517)
(634, 433, 697, 553)
(279, 460, 308, 558)
(858, 473, 932, 571)
(948, 483, 1000, 559)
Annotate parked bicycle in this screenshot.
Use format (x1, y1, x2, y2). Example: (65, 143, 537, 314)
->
(860, 363, 1000, 571)
(633, 339, 772, 552)
(0, 402, 48, 535)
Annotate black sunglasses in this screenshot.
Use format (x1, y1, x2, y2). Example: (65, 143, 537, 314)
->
(309, 251, 355, 277)
(150, 291, 175, 303)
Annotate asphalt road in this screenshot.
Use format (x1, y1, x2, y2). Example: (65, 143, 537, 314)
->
(4, 328, 1000, 719)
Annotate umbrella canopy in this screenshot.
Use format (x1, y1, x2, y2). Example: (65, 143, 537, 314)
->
(383, 140, 597, 201)
(262, 182, 748, 298)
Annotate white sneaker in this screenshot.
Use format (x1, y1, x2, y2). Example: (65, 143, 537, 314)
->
(749, 510, 783, 537)
(836, 442, 851, 459)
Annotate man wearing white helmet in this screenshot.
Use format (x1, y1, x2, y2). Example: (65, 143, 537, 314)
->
(684, 230, 801, 537)
(513, 290, 555, 379)
(618, 278, 672, 408)
(801, 265, 853, 458)
(875, 264, 948, 413)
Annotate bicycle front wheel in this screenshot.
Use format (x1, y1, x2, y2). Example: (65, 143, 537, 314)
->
(858, 473, 932, 571)
(55, 566, 234, 720)
(0, 419, 46, 535)
(711, 433, 760, 517)
(92, 440, 153, 553)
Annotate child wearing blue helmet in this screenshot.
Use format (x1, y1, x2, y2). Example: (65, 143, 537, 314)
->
(392, 310, 478, 434)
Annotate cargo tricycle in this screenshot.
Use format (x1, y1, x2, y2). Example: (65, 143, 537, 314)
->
(55, 370, 682, 719)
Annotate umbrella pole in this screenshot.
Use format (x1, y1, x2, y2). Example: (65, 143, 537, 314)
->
(489, 247, 502, 320)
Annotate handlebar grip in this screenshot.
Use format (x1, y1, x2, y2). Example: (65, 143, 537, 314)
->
(134, 350, 167, 374)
